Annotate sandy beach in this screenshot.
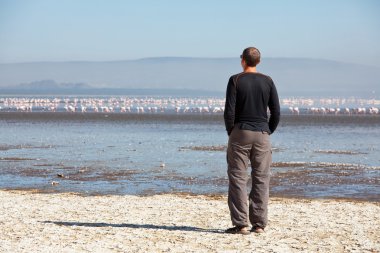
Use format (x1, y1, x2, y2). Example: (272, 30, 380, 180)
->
(0, 190, 379, 253)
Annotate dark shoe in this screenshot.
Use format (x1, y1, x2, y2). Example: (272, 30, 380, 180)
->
(251, 226, 265, 234)
(225, 226, 250, 235)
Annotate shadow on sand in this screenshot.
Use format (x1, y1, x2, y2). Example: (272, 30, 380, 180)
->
(41, 221, 224, 234)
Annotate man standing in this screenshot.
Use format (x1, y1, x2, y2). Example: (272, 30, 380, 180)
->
(224, 47, 280, 235)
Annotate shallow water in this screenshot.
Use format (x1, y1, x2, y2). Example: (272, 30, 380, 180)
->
(0, 112, 379, 200)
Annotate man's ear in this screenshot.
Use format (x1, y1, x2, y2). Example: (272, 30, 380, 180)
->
(241, 59, 246, 68)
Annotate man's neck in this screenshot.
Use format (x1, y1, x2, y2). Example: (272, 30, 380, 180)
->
(243, 66, 257, 73)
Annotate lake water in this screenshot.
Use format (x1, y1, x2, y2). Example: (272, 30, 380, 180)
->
(1, 109, 379, 201)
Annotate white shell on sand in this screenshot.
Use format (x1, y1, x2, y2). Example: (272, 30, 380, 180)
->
(0, 190, 379, 252)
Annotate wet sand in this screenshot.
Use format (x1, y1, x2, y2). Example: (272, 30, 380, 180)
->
(1, 158, 378, 200)
(0, 190, 379, 252)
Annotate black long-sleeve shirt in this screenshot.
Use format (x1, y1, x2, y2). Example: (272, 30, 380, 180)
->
(224, 72, 280, 135)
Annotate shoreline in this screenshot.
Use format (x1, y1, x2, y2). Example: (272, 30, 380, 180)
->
(1, 190, 379, 252)
(2, 188, 380, 203)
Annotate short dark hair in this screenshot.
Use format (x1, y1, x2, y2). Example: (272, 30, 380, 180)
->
(241, 47, 261, 67)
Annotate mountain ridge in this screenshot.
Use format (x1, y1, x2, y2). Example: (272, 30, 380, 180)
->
(0, 57, 379, 97)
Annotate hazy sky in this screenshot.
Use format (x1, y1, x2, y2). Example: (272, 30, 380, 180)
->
(0, 0, 379, 66)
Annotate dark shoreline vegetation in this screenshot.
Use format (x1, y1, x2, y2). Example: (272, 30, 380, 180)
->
(0, 112, 379, 125)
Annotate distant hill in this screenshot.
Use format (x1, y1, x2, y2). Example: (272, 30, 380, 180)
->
(17, 80, 91, 90)
(0, 57, 379, 97)
(0, 79, 223, 96)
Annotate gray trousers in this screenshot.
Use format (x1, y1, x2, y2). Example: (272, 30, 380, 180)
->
(227, 127, 272, 228)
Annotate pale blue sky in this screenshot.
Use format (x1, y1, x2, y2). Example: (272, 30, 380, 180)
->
(0, 0, 379, 66)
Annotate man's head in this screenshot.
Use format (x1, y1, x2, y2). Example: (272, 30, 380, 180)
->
(240, 47, 261, 67)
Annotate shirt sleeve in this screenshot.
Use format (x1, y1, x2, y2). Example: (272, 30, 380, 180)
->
(268, 80, 281, 134)
(224, 76, 236, 135)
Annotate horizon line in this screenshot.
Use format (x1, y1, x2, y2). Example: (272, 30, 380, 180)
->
(0, 56, 371, 66)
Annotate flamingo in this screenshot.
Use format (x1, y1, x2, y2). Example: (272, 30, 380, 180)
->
(369, 107, 379, 114)
(174, 106, 181, 113)
(289, 107, 299, 115)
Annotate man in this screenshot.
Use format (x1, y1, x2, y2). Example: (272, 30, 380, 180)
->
(224, 47, 280, 235)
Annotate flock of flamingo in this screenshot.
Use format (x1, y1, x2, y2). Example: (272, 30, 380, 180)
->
(0, 97, 379, 115)
(288, 106, 379, 115)
(0, 97, 225, 114)
(283, 97, 379, 115)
